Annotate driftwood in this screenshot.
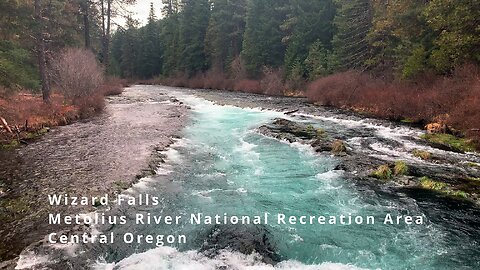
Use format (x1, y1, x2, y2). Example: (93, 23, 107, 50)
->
(0, 117, 12, 134)
(284, 109, 299, 115)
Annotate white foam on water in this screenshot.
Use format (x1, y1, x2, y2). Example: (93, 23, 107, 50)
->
(93, 247, 370, 270)
(15, 252, 52, 269)
(316, 170, 344, 181)
(237, 187, 248, 194)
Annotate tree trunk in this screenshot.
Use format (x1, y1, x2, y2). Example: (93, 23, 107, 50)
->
(82, 0, 91, 48)
(101, 0, 106, 62)
(34, 0, 51, 103)
(104, 0, 111, 69)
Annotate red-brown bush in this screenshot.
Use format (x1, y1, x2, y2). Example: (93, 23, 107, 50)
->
(202, 70, 234, 90)
(100, 76, 126, 96)
(260, 67, 285, 96)
(233, 79, 262, 94)
(306, 65, 480, 145)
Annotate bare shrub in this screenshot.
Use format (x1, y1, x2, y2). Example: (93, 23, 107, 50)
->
(51, 48, 104, 100)
(100, 76, 126, 96)
(230, 56, 247, 80)
(186, 73, 206, 89)
(203, 69, 233, 90)
(233, 79, 262, 94)
(260, 67, 285, 96)
(306, 65, 480, 148)
(75, 94, 105, 117)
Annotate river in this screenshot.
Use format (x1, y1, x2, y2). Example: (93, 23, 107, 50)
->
(8, 86, 480, 269)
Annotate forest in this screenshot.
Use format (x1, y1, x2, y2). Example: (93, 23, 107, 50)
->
(0, 0, 479, 147)
(111, 0, 480, 147)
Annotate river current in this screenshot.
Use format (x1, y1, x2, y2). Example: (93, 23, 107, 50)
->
(14, 87, 480, 269)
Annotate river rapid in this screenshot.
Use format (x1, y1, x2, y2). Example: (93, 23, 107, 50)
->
(8, 86, 480, 269)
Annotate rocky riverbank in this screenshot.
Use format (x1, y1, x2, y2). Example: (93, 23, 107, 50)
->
(0, 86, 189, 265)
(193, 89, 480, 205)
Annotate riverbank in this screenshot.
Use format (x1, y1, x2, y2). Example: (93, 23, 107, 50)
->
(11, 86, 480, 270)
(0, 78, 129, 149)
(148, 66, 480, 151)
(192, 89, 480, 205)
(0, 86, 188, 264)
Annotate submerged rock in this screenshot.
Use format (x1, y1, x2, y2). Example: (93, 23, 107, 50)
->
(200, 225, 281, 265)
(257, 118, 317, 142)
(257, 118, 349, 155)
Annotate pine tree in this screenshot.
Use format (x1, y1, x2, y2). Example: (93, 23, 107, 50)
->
(177, 0, 210, 75)
(120, 18, 140, 78)
(138, 3, 162, 78)
(241, 0, 288, 77)
(332, 0, 373, 71)
(424, 0, 480, 72)
(282, 0, 335, 80)
(205, 0, 247, 73)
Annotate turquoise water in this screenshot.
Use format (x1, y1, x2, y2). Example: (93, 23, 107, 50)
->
(96, 94, 478, 270)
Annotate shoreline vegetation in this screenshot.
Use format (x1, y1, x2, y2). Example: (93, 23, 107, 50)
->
(140, 64, 480, 153)
(1, 46, 131, 148)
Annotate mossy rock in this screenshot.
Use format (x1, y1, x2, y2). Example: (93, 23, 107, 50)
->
(394, 161, 409, 176)
(114, 181, 130, 190)
(418, 177, 470, 200)
(0, 140, 20, 150)
(315, 128, 326, 138)
(421, 133, 476, 153)
(419, 176, 447, 190)
(466, 162, 480, 168)
(371, 164, 393, 180)
(412, 149, 432, 160)
(331, 140, 347, 155)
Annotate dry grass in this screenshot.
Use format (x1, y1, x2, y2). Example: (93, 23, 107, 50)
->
(0, 92, 79, 142)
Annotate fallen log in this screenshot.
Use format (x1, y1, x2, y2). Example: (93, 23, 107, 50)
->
(0, 117, 12, 134)
(284, 109, 299, 115)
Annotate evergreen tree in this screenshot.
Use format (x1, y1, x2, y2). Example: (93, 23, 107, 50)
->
(160, 4, 181, 76)
(332, 0, 373, 71)
(138, 3, 162, 78)
(282, 0, 335, 80)
(205, 0, 247, 73)
(178, 0, 210, 75)
(424, 0, 480, 72)
(241, 0, 288, 77)
(119, 18, 140, 78)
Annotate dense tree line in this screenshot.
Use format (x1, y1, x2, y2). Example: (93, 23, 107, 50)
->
(110, 0, 479, 82)
(0, 0, 133, 101)
(1, 0, 479, 97)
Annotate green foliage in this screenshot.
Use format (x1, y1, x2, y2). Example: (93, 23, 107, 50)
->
(241, 0, 287, 77)
(412, 149, 432, 160)
(178, 0, 210, 75)
(402, 46, 428, 79)
(419, 176, 447, 190)
(394, 161, 409, 176)
(424, 0, 480, 72)
(304, 40, 338, 79)
(372, 164, 393, 180)
(0, 41, 40, 90)
(205, 0, 247, 73)
(282, 0, 335, 80)
(106, 0, 480, 81)
(332, 0, 372, 71)
(421, 133, 476, 153)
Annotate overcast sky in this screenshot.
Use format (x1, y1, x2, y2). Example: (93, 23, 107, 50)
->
(115, 0, 163, 27)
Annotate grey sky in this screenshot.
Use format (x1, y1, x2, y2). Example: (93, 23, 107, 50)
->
(115, 0, 163, 27)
